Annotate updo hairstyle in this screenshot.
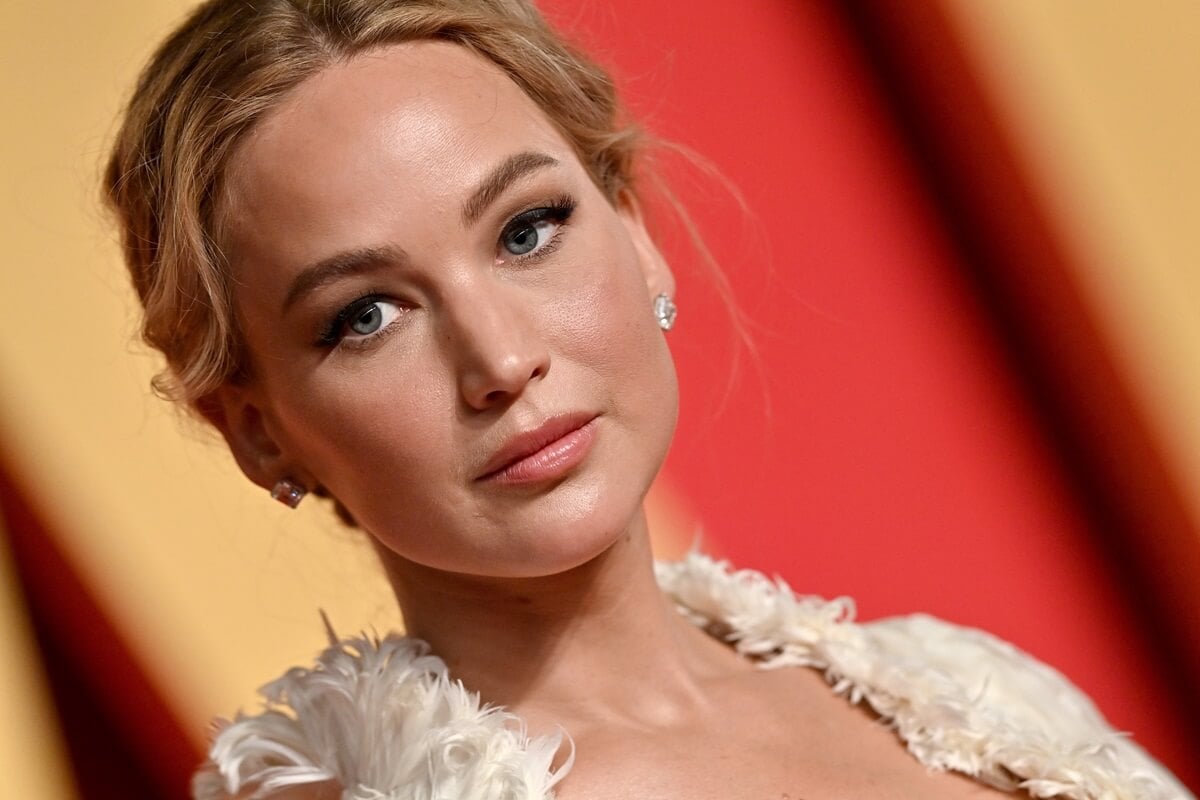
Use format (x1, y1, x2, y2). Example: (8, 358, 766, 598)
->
(104, 0, 643, 412)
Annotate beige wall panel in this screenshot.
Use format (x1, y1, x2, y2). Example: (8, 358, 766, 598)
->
(0, 0, 400, 740)
(942, 1, 1200, 531)
(0, 516, 80, 800)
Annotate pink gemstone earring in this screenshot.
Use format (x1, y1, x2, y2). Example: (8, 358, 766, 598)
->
(653, 293, 677, 331)
(270, 478, 308, 508)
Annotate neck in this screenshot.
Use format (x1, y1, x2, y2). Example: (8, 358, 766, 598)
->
(377, 510, 748, 732)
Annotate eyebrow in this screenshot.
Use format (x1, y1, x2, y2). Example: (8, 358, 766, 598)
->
(281, 151, 559, 313)
(460, 151, 559, 226)
(281, 245, 405, 313)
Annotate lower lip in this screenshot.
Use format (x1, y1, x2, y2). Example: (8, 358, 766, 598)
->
(481, 418, 598, 486)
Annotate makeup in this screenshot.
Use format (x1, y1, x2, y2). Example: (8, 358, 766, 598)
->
(477, 414, 598, 485)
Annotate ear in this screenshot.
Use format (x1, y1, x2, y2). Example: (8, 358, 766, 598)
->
(615, 189, 675, 299)
(198, 383, 301, 493)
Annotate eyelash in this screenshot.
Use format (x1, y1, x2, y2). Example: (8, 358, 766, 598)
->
(317, 292, 393, 347)
(498, 194, 575, 264)
(316, 195, 577, 348)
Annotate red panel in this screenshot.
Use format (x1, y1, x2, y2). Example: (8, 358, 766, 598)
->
(540, 0, 1198, 785)
(0, 459, 200, 798)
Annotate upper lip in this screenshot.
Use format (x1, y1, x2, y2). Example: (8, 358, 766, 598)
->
(475, 412, 597, 480)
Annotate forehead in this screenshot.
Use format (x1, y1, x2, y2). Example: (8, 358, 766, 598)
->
(222, 41, 573, 261)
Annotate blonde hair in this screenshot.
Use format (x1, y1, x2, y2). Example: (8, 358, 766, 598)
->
(104, 0, 642, 408)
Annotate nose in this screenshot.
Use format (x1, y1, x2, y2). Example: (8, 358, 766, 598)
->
(445, 282, 550, 411)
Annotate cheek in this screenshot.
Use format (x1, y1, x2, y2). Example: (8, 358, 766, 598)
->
(271, 356, 456, 502)
(553, 235, 672, 390)
(550, 229, 679, 459)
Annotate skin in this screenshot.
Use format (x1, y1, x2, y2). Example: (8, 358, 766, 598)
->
(214, 42, 1018, 799)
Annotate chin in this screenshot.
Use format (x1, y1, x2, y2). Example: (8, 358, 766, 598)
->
(478, 474, 648, 579)
(390, 469, 652, 580)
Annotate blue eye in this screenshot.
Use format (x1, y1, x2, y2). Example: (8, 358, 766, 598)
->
(349, 302, 388, 335)
(498, 198, 576, 260)
(318, 296, 402, 346)
(502, 219, 556, 255)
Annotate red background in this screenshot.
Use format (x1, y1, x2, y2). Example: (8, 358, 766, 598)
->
(542, 0, 1199, 786)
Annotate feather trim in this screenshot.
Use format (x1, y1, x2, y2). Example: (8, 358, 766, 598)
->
(656, 552, 1193, 800)
(193, 635, 572, 800)
(196, 553, 1193, 800)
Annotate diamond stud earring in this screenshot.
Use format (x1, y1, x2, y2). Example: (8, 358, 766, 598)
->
(653, 293, 677, 331)
(270, 478, 308, 508)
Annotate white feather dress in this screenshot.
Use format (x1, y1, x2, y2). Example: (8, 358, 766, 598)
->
(193, 553, 1195, 800)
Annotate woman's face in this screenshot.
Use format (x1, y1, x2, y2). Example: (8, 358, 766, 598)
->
(217, 41, 678, 578)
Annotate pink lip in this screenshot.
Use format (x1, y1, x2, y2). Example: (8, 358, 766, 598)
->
(476, 413, 598, 485)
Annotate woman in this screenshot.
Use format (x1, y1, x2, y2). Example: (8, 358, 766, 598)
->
(104, 1, 1192, 798)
